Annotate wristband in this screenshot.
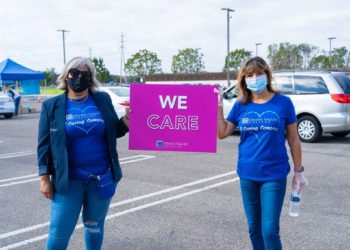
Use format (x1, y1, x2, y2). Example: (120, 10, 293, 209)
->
(295, 166, 304, 172)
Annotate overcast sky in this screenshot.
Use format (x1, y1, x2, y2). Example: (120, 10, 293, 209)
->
(0, 0, 349, 75)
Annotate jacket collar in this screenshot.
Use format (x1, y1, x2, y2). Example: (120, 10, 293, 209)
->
(54, 92, 67, 131)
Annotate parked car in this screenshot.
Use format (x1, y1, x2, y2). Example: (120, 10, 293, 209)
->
(0, 92, 15, 119)
(223, 70, 350, 142)
(98, 86, 130, 118)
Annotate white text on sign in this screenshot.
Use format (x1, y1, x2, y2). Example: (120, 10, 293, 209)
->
(159, 95, 188, 110)
(146, 95, 199, 130)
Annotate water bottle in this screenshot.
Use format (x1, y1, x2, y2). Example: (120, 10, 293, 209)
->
(289, 190, 301, 217)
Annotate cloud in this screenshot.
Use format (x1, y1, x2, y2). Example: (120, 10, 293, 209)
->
(0, 0, 349, 75)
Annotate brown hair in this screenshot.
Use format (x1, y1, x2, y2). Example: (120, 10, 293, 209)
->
(236, 57, 275, 104)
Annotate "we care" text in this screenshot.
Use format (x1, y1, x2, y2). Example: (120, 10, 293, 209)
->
(147, 95, 199, 130)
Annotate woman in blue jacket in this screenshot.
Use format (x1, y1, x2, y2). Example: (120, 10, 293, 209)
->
(37, 57, 130, 250)
(217, 57, 307, 250)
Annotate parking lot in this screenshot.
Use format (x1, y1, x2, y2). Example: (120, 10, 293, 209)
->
(0, 113, 349, 250)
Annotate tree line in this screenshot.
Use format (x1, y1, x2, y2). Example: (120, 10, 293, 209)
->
(43, 42, 350, 84)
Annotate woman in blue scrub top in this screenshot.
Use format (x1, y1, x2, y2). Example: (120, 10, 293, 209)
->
(217, 57, 308, 250)
(37, 57, 130, 250)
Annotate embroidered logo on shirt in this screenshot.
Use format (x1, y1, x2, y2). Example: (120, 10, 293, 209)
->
(66, 106, 104, 134)
(240, 111, 280, 141)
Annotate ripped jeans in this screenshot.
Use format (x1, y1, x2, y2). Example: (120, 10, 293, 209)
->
(47, 181, 114, 250)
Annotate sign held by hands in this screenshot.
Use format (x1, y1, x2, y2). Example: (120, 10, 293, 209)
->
(129, 84, 218, 152)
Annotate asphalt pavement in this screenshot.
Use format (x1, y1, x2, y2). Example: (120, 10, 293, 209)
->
(0, 114, 349, 250)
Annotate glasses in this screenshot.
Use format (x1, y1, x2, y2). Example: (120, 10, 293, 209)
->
(68, 68, 91, 78)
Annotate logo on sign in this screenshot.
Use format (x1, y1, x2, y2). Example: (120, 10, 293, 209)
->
(156, 140, 164, 148)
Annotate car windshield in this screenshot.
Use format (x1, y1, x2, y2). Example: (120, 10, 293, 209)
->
(334, 75, 350, 94)
(109, 88, 130, 97)
(223, 86, 238, 100)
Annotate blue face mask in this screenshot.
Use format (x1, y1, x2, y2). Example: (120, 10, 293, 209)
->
(246, 74, 268, 93)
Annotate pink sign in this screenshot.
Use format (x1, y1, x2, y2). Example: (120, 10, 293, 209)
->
(128, 84, 218, 152)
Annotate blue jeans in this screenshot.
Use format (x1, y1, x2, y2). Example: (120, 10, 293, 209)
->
(47, 181, 114, 250)
(240, 178, 286, 250)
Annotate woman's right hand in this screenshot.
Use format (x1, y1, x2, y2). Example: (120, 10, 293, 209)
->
(40, 175, 54, 199)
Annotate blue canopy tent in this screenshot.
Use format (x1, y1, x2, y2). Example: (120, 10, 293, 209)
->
(0, 58, 45, 94)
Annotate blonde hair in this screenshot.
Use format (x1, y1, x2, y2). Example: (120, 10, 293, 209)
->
(56, 57, 101, 92)
(237, 57, 275, 104)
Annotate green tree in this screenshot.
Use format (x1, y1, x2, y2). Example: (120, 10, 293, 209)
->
(171, 48, 205, 73)
(124, 49, 162, 81)
(267, 44, 278, 70)
(223, 49, 252, 72)
(309, 54, 330, 69)
(298, 43, 318, 69)
(267, 42, 303, 70)
(92, 57, 110, 83)
(43, 67, 57, 86)
(346, 51, 350, 67)
(330, 47, 348, 68)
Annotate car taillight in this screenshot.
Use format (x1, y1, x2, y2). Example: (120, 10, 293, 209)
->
(330, 94, 350, 103)
(119, 102, 130, 107)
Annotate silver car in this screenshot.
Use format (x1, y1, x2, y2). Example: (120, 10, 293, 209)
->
(223, 71, 350, 142)
(0, 92, 15, 119)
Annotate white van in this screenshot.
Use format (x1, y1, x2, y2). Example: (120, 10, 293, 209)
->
(223, 71, 350, 142)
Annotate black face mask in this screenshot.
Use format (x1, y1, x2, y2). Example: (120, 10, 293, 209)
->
(66, 68, 91, 93)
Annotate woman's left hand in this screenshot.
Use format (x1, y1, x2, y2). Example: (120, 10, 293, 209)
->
(125, 106, 130, 119)
(123, 106, 130, 127)
(292, 172, 308, 193)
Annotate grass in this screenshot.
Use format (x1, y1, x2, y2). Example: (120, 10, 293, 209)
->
(39, 87, 64, 95)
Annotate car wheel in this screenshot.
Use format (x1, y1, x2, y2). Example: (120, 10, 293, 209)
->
(331, 132, 350, 138)
(4, 113, 13, 119)
(297, 116, 321, 143)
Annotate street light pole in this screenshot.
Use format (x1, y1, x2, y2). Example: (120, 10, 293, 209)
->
(221, 8, 235, 87)
(255, 43, 262, 56)
(328, 37, 336, 68)
(328, 37, 336, 57)
(57, 29, 70, 65)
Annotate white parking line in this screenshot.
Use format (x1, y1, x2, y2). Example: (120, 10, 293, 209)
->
(0, 151, 34, 160)
(0, 171, 236, 240)
(0, 174, 37, 183)
(0, 155, 156, 188)
(0, 178, 39, 187)
(119, 155, 156, 164)
(110, 171, 236, 208)
(0, 176, 239, 249)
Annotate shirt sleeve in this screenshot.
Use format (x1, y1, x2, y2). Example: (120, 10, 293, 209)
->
(227, 101, 239, 126)
(285, 97, 297, 125)
(37, 102, 54, 176)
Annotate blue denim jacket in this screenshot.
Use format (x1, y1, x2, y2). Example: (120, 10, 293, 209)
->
(37, 90, 128, 194)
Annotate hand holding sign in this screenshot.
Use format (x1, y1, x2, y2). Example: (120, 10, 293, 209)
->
(122, 105, 130, 127)
(214, 88, 224, 107)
